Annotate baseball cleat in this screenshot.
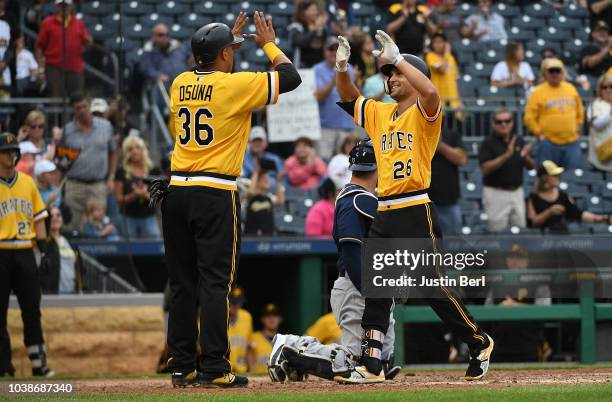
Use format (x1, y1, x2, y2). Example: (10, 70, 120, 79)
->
(465, 334, 494, 381)
(384, 365, 401, 380)
(334, 366, 384, 384)
(171, 370, 201, 387)
(268, 334, 288, 382)
(200, 372, 248, 388)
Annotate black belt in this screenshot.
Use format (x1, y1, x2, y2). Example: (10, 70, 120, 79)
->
(488, 185, 520, 191)
(68, 177, 103, 184)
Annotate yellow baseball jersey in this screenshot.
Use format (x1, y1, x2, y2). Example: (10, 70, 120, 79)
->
(168, 69, 280, 190)
(248, 331, 273, 374)
(352, 96, 442, 210)
(228, 308, 253, 373)
(0, 172, 48, 249)
(305, 313, 342, 345)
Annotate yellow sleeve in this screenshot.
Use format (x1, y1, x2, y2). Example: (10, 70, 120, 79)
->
(228, 71, 280, 111)
(305, 319, 323, 340)
(354, 96, 382, 141)
(31, 180, 48, 221)
(575, 88, 585, 125)
(524, 89, 541, 134)
(168, 80, 177, 139)
(416, 96, 442, 124)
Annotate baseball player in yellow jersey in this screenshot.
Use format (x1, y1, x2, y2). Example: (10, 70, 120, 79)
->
(0, 133, 54, 377)
(155, 11, 301, 388)
(227, 287, 253, 373)
(247, 304, 282, 374)
(305, 312, 342, 345)
(334, 31, 494, 383)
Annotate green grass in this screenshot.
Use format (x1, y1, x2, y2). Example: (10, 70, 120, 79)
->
(3, 383, 612, 402)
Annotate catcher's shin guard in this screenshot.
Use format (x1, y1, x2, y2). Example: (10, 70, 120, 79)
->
(360, 329, 384, 375)
(281, 345, 350, 381)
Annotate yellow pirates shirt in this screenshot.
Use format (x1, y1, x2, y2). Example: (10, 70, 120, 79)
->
(351, 96, 442, 210)
(168, 69, 280, 190)
(305, 312, 342, 345)
(228, 308, 253, 373)
(248, 331, 273, 374)
(0, 172, 48, 249)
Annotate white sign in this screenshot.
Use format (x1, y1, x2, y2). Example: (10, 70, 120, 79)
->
(267, 68, 321, 143)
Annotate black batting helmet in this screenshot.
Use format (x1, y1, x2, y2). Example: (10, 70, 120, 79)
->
(380, 54, 431, 79)
(0, 132, 20, 163)
(349, 139, 376, 172)
(191, 23, 244, 66)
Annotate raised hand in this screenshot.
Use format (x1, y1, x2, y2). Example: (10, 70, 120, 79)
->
(335, 36, 351, 72)
(249, 11, 276, 48)
(232, 12, 248, 37)
(372, 30, 400, 64)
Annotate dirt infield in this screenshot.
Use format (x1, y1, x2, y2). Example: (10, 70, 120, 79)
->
(70, 367, 612, 395)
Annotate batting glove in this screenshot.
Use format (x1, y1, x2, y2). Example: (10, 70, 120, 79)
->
(372, 30, 402, 66)
(335, 36, 351, 72)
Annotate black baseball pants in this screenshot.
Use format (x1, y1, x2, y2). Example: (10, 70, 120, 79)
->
(362, 202, 488, 349)
(162, 185, 240, 375)
(0, 248, 45, 375)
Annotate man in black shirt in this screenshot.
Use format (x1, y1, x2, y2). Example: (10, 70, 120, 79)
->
(386, 0, 433, 56)
(430, 129, 466, 235)
(580, 20, 612, 78)
(479, 109, 535, 232)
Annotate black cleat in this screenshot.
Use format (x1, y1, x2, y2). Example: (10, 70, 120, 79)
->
(171, 370, 200, 387)
(465, 334, 494, 381)
(200, 372, 248, 388)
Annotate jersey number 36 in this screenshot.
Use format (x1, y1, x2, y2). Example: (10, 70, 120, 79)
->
(177, 107, 214, 146)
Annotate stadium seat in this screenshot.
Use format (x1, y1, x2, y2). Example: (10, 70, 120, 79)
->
(464, 62, 494, 79)
(350, 2, 374, 17)
(201, 1, 229, 17)
(90, 23, 119, 41)
(105, 36, 138, 52)
(457, 2, 475, 17)
(573, 26, 591, 42)
(459, 199, 480, 213)
(476, 85, 517, 98)
(142, 13, 175, 28)
(123, 1, 155, 16)
(523, 3, 555, 19)
(178, 13, 213, 29)
(104, 13, 138, 30)
(538, 27, 572, 42)
(81, 14, 100, 28)
(523, 49, 541, 69)
(549, 15, 584, 31)
(511, 15, 544, 30)
(274, 211, 305, 235)
(482, 49, 501, 64)
(158, 1, 189, 16)
(169, 24, 192, 40)
(452, 38, 485, 54)
(126, 23, 151, 40)
(461, 180, 482, 200)
(559, 181, 589, 199)
(506, 26, 534, 42)
(563, 2, 590, 18)
(231, 1, 259, 15)
(492, 2, 520, 18)
(268, 2, 295, 17)
(82, 1, 115, 16)
(563, 38, 587, 57)
(601, 182, 612, 197)
(525, 39, 562, 57)
(586, 195, 607, 213)
(567, 168, 604, 184)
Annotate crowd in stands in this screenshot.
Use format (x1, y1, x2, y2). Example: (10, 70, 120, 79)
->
(1, 0, 611, 251)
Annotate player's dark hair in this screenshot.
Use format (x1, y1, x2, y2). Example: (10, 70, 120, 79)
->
(492, 108, 513, 122)
(431, 32, 447, 43)
(70, 93, 90, 105)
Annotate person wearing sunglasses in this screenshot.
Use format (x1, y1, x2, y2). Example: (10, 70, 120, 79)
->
(140, 23, 188, 91)
(524, 58, 584, 169)
(480, 109, 535, 232)
(586, 73, 612, 172)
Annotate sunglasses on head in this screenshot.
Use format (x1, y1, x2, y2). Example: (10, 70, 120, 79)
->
(547, 68, 562, 74)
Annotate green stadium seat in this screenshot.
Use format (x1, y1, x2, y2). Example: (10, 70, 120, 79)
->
(457, 2, 475, 17)
(268, 1, 294, 17)
(157, 1, 189, 16)
(178, 13, 213, 29)
(549, 15, 583, 31)
(492, 2, 520, 18)
(82, 1, 115, 16)
(524, 3, 555, 19)
(538, 27, 572, 42)
(169, 24, 192, 40)
(105, 36, 138, 52)
(232, 2, 259, 15)
(507, 26, 534, 42)
(562, 2, 590, 18)
(123, 1, 155, 16)
(511, 15, 544, 30)
(126, 23, 151, 40)
(350, 2, 375, 17)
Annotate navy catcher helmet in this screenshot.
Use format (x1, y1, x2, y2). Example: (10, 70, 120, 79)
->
(0, 132, 20, 163)
(348, 139, 376, 172)
(191, 23, 244, 66)
(380, 54, 431, 94)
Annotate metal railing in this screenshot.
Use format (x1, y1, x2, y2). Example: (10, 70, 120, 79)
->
(141, 78, 173, 162)
(79, 252, 139, 293)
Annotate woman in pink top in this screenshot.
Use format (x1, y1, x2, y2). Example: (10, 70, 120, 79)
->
(305, 178, 338, 236)
(285, 136, 327, 190)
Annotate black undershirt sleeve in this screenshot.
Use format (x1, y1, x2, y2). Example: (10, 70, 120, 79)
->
(336, 98, 358, 117)
(275, 63, 302, 93)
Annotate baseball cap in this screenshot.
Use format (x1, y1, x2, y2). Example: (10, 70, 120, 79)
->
(91, 98, 109, 114)
(19, 141, 40, 155)
(229, 286, 245, 304)
(34, 160, 57, 178)
(537, 160, 564, 178)
(593, 20, 609, 32)
(543, 58, 564, 70)
(55, 0, 73, 5)
(325, 36, 339, 49)
(508, 244, 528, 259)
(249, 126, 267, 142)
(261, 303, 281, 317)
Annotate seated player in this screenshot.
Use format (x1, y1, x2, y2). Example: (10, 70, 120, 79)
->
(247, 304, 283, 373)
(267, 141, 401, 383)
(228, 287, 253, 373)
(305, 312, 341, 345)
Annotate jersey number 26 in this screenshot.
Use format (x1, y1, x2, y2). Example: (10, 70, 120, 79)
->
(177, 107, 214, 146)
(393, 158, 412, 180)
